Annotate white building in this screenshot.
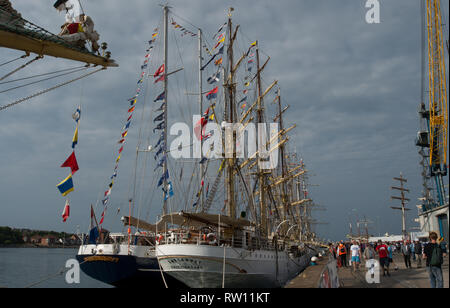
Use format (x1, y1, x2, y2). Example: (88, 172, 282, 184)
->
(416, 202, 449, 243)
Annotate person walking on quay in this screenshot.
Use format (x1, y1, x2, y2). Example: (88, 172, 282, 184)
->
(423, 232, 447, 288)
(410, 241, 416, 261)
(364, 243, 376, 261)
(401, 240, 412, 269)
(350, 240, 361, 272)
(415, 240, 423, 268)
(387, 242, 398, 271)
(376, 240, 390, 277)
(338, 241, 348, 268)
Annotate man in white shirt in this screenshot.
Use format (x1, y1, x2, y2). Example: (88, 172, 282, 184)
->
(350, 240, 361, 272)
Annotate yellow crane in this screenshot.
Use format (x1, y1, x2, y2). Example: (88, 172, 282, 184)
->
(425, 0, 448, 206)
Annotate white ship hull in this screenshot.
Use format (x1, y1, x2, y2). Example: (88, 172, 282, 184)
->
(156, 244, 313, 288)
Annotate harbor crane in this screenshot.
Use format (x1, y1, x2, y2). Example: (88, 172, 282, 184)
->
(416, 0, 448, 208)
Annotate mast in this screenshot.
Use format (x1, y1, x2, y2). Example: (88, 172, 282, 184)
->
(390, 173, 411, 238)
(162, 5, 169, 215)
(225, 8, 236, 219)
(198, 28, 204, 210)
(277, 89, 289, 222)
(255, 41, 267, 236)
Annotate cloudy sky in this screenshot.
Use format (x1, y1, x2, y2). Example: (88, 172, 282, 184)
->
(0, 0, 448, 241)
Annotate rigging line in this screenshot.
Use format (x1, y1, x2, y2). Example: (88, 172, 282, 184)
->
(0, 53, 29, 68)
(0, 66, 90, 94)
(143, 161, 160, 222)
(0, 67, 105, 112)
(0, 55, 42, 82)
(0, 65, 87, 85)
(170, 30, 193, 125)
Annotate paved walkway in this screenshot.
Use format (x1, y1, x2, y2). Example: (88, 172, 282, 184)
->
(286, 258, 327, 288)
(286, 254, 448, 288)
(338, 254, 449, 288)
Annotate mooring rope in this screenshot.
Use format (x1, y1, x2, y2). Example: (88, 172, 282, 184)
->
(23, 259, 88, 288)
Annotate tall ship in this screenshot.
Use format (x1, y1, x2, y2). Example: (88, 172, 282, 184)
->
(151, 6, 318, 288)
(74, 4, 319, 288)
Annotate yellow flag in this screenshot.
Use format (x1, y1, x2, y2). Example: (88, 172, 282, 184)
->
(72, 125, 78, 148)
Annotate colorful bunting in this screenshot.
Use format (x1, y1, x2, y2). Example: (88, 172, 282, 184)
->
(171, 18, 197, 37)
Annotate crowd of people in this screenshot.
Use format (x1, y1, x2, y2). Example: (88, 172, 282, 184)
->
(327, 232, 447, 288)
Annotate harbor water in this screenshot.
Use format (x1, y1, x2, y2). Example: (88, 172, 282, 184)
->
(0, 248, 111, 288)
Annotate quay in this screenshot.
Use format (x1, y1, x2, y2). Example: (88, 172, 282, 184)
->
(286, 254, 449, 288)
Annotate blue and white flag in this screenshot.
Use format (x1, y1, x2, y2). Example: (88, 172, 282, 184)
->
(157, 170, 169, 187)
(72, 106, 81, 123)
(164, 181, 174, 201)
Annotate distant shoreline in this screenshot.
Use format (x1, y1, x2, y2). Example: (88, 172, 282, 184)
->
(0, 244, 79, 249)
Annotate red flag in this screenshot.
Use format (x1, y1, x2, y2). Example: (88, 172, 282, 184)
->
(206, 87, 218, 100)
(154, 74, 165, 84)
(194, 117, 208, 140)
(61, 151, 79, 175)
(62, 200, 70, 222)
(154, 64, 165, 77)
